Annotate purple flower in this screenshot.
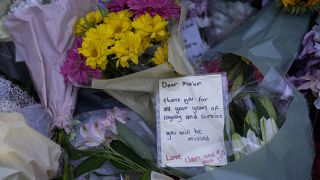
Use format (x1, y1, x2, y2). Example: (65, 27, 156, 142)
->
(61, 38, 102, 86)
(127, 0, 181, 19)
(107, 0, 128, 12)
(299, 29, 317, 59)
(299, 15, 320, 59)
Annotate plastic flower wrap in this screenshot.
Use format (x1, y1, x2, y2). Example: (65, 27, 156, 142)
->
(277, 0, 320, 14)
(61, 0, 181, 86)
(181, 0, 255, 66)
(4, 0, 98, 132)
(0, 0, 53, 42)
(0, 112, 61, 179)
(225, 66, 293, 161)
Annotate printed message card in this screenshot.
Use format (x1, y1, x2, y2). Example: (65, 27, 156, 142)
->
(158, 74, 227, 167)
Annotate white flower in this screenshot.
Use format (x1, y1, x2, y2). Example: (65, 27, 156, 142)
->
(75, 123, 107, 149)
(260, 117, 278, 143)
(232, 129, 263, 160)
(75, 108, 128, 150)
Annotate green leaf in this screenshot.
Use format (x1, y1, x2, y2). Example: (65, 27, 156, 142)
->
(73, 156, 107, 178)
(68, 130, 77, 141)
(258, 96, 277, 121)
(110, 140, 151, 169)
(109, 159, 132, 170)
(252, 97, 269, 120)
(67, 144, 104, 160)
(231, 73, 244, 92)
(138, 171, 152, 180)
(61, 153, 73, 180)
(228, 63, 242, 81)
(116, 121, 154, 161)
(244, 110, 260, 136)
(231, 133, 245, 160)
(229, 115, 235, 133)
(220, 54, 240, 70)
(98, 4, 108, 17)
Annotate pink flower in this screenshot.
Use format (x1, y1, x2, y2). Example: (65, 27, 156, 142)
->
(107, 0, 128, 12)
(127, 0, 181, 19)
(61, 38, 102, 86)
(203, 60, 221, 73)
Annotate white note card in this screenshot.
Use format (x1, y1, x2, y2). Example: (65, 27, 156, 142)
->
(158, 74, 227, 167)
(182, 19, 209, 64)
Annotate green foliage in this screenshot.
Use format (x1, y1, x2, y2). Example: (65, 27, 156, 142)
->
(73, 156, 107, 178)
(116, 121, 154, 161)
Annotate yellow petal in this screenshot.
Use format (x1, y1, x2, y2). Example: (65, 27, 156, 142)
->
(131, 56, 139, 64)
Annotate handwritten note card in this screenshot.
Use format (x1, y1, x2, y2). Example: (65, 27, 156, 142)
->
(158, 74, 227, 167)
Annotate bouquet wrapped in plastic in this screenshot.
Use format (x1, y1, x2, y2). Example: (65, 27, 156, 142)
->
(58, 0, 195, 124)
(3, 0, 97, 132)
(187, 2, 314, 179)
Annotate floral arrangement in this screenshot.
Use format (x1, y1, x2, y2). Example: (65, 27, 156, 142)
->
(289, 15, 320, 109)
(61, 0, 181, 86)
(56, 108, 186, 179)
(200, 54, 291, 161)
(277, 0, 320, 14)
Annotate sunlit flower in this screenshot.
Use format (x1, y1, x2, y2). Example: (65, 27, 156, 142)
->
(112, 32, 143, 68)
(61, 38, 102, 86)
(132, 13, 168, 42)
(104, 10, 132, 39)
(127, 0, 181, 19)
(78, 24, 114, 70)
(281, 0, 319, 9)
(75, 10, 103, 36)
(152, 43, 168, 65)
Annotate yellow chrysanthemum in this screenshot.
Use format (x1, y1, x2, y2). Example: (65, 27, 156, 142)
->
(132, 13, 168, 42)
(75, 10, 103, 36)
(103, 11, 132, 40)
(152, 43, 168, 65)
(281, 0, 319, 7)
(104, 10, 132, 23)
(78, 24, 114, 70)
(112, 32, 143, 68)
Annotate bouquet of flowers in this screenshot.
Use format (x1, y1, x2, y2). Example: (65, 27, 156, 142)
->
(60, 0, 194, 125)
(2, 0, 315, 179)
(185, 3, 314, 179)
(61, 0, 182, 86)
(277, 0, 320, 14)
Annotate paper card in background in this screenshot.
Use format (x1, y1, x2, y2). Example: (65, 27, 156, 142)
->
(182, 19, 209, 65)
(158, 74, 227, 167)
